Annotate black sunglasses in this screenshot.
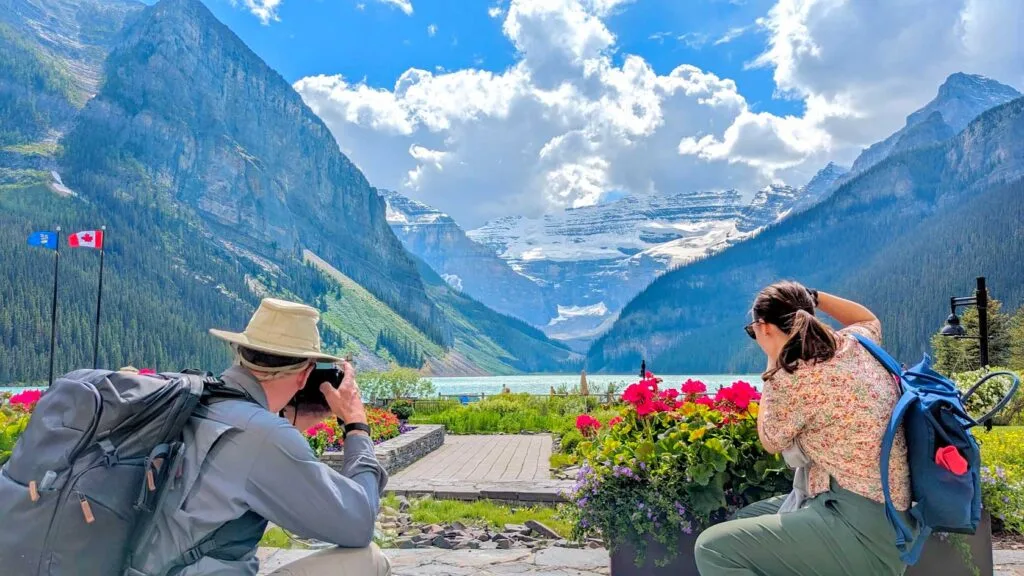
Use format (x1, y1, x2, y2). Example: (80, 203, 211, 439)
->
(744, 321, 757, 340)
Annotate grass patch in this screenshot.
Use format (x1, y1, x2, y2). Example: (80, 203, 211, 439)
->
(383, 495, 574, 539)
(979, 426, 1023, 480)
(2, 141, 59, 156)
(550, 452, 578, 469)
(409, 392, 622, 435)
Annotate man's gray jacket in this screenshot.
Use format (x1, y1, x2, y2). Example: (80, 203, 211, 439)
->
(130, 365, 388, 575)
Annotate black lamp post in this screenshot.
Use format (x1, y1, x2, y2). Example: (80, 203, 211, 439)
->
(941, 276, 989, 368)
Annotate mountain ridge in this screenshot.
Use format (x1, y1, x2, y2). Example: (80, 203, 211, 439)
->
(587, 95, 1024, 373)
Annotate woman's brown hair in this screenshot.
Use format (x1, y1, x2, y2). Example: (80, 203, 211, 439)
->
(753, 280, 837, 379)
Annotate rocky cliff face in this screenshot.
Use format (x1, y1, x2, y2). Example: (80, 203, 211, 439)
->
(850, 73, 1021, 176)
(60, 0, 446, 341)
(382, 190, 556, 326)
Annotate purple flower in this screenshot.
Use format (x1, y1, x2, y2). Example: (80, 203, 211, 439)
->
(683, 522, 693, 535)
(579, 497, 589, 507)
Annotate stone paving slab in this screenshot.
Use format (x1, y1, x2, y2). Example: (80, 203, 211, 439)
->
(386, 479, 573, 503)
(257, 548, 609, 575)
(996, 550, 1024, 576)
(392, 435, 553, 483)
(258, 548, 1024, 575)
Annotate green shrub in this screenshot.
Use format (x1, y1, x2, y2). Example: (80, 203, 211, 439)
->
(953, 368, 1023, 426)
(408, 394, 620, 435)
(559, 428, 584, 455)
(389, 398, 415, 420)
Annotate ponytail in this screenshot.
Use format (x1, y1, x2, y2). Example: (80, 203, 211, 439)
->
(767, 308, 837, 379)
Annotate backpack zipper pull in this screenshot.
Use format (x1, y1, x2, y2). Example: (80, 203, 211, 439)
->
(78, 492, 95, 524)
(29, 480, 39, 502)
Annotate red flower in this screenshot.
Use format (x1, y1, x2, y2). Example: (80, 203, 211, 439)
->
(660, 389, 679, 400)
(714, 381, 761, 412)
(576, 414, 602, 437)
(9, 389, 42, 410)
(305, 421, 336, 442)
(609, 416, 623, 427)
(645, 371, 654, 379)
(635, 401, 656, 417)
(695, 396, 715, 408)
(139, 368, 156, 375)
(680, 379, 707, 395)
(622, 383, 654, 406)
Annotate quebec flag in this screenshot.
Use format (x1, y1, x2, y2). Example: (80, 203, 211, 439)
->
(27, 230, 59, 251)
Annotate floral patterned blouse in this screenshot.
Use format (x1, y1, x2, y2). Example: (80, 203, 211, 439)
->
(757, 319, 912, 510)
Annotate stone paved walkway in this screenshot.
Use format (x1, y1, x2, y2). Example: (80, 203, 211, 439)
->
(257, 548, 609, 575)
(257, 548, 1024, 575)
(387, 435, 572, 502)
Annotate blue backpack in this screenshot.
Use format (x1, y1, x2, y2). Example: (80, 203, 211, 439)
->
(854, 334, 1020, 565)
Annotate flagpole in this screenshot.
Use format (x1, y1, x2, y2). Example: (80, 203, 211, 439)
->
(49, 226, 61, 387)
(92, 225, 106, 369)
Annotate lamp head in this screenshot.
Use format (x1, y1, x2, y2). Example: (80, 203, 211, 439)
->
(941, 313, 967, 337)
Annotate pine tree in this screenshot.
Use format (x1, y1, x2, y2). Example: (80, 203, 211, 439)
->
(930, 298, 1013, 374)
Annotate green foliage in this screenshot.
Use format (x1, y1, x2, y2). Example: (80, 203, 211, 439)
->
(1010, 306, 1024, 373)
(388, 398, 415, 420)
(931, 298, 1015, 374)
(375, 329, 424, 368)
(0, 406, 30, 466)
(0, 23, 80, 146)
(379, 495, 575, 540)
(559, 428, 585, 455)
(977, 427, 1024, 534)
(409, 393, 616, 435)
(951, 368, 1024, 426)
(359, 367, 436, 402)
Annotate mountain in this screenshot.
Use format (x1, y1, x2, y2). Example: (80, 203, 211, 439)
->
(791, 162, 848, 214)
(381, 189, 556, 327)
(0, 0, 578, 381)
(850, 73, 1021, 177)
(467, 187, 823, 344)
(588, 96, 1024, 374)
(0, 0, 143, 147)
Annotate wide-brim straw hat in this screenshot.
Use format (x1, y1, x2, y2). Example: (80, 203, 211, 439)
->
(209, 298, 341, 363)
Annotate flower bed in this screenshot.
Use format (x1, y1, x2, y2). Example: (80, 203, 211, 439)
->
(0, 390, 37, 465)
(303, 407, 412, 457)
(563, 374, 792, 567)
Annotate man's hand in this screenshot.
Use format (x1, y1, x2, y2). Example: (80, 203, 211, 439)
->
(320, 360, 368, 430)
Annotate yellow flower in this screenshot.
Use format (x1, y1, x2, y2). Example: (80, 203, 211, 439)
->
(748, 402, 759, 418)
(689, 427, 706, 442)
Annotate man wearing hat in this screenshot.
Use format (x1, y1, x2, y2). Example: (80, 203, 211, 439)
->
(131, 298, 391, 576)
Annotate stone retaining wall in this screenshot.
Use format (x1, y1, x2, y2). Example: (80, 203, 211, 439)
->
(321, 424, 445, 475)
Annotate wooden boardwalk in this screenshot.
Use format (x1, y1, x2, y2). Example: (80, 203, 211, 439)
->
(392, 435, 553, 483)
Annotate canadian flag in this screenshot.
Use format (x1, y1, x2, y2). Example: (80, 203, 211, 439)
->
(68, 230, 104, 249)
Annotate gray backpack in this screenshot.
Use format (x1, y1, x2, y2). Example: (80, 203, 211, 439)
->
(0, 369, 266, 575)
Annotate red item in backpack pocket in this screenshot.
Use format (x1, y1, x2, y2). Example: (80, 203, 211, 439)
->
(935, 446, 968, 475)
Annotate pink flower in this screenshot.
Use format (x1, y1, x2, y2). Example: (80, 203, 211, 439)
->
(9, 389, 42, 411)
(609, 416, 623, 427)
(305, 421, 336, 442)
(576, 414, 602, 437)
(680, 379, 707, 395)
(622, 383, 654, 406)
(714, 381, 761, 412)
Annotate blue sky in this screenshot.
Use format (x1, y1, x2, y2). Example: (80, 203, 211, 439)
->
(193, 0, 1023, 228)
(203, 0, 802, 117)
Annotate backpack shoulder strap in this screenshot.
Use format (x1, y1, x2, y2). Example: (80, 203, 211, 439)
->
(880, 391, 919, 553)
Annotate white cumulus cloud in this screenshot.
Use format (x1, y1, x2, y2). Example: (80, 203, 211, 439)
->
(295, 0, 1024, 228)
(377, 0, 414, 15)
(236, 0, 282, 24)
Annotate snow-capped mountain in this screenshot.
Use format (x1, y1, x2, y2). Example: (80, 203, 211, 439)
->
(851, 73, 1021, 176)
(791, 162, 849, 214)
(381, 190, 556, 326)
(467, 188, 815, 344)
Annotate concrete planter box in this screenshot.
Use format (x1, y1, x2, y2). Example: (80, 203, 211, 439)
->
(609, 531, 700, 576)
(609, 512, 994, 576)
(907, 513, 994, 576)
(320, 424, 444, 475)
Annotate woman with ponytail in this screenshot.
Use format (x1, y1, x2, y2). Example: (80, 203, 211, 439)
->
(695, 281, 913, 576)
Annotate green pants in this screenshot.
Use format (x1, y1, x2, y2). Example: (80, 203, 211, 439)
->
(694, 478, 911, 576)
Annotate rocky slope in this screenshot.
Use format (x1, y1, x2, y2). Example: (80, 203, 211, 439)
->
(0, 0, 578, 379)
(382, 190, 556, 327)
(588, 97, 1024, 373)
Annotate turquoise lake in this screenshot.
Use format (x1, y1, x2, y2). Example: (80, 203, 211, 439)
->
(3, 373, 761, 396)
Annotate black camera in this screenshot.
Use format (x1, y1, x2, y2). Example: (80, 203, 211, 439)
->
(290, 362, 344, 410)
